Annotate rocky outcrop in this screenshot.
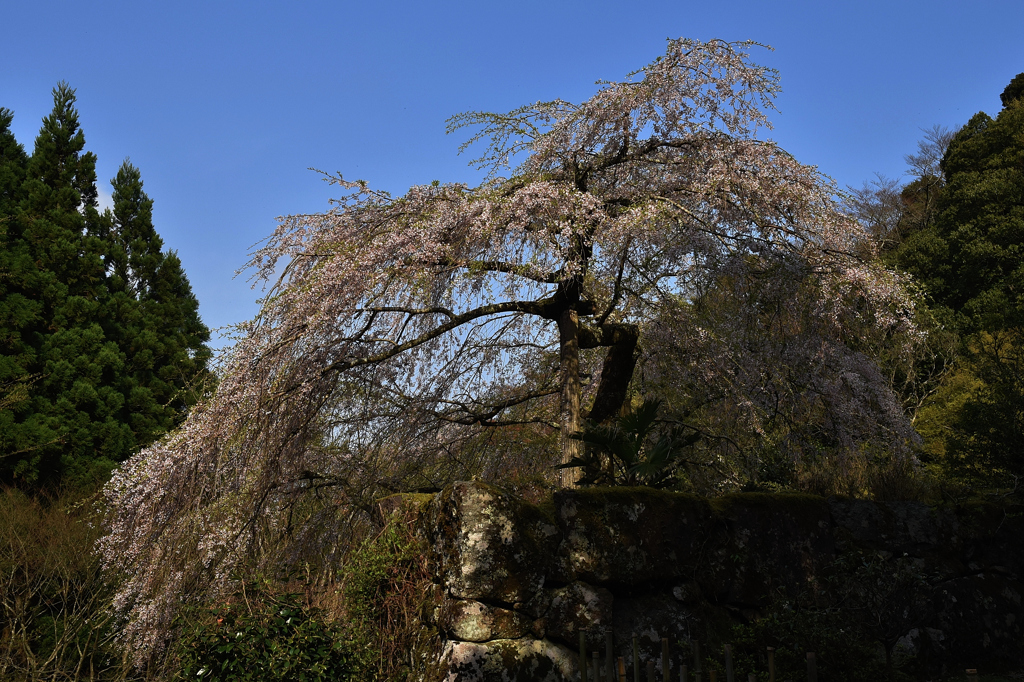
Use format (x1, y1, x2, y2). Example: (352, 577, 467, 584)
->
(392, 482, 1024, 680)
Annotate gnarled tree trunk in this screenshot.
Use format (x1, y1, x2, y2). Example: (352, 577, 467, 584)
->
(558, 307, 582, 487)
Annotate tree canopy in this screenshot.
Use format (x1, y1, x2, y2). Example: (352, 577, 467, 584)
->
(884, 75, 1024, 334)
(848, 73, 1024, 483)
(100, 39, 921, 659)
(0, 84, 211, 487)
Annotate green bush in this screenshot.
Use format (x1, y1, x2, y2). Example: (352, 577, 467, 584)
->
(341, 519, 435, 681)
(172, 579, 363, 682)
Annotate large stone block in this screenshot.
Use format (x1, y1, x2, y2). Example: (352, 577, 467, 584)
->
(544, 581, 614, 649)
(437, 597, 535, 642)
(554, 488, 710, 585)
(441, 637, 577, 682)
(828, 498, 961, 557)
(428, 481, 564, 604)
(611, 592, 694, 674)
(705, 493, 835, 604)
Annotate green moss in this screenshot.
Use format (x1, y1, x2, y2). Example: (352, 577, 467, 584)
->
(711, 491, 825, 514)
(567, 485, 704, 505)
(377, 492, 435, 512)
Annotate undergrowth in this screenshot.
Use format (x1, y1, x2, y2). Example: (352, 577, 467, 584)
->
(0, 486, 142, 681)
(340, 516, 436, 681)
(171, 576, 363, 682)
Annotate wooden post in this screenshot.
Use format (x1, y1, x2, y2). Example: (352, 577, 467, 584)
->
(633, 634, 640, 682)
(680, 664, 688, 682)
(724, 644, 734, 682)
(618, 657, 627, 682)
(647, 660, 657, 682)
(593, 651, 600, 682)
(806, 652, 816, 682)
(966, 670, 979, 682)
(662, 637, 671, 682)
(748, 675, 756, 682)
(580, 630, 588, 682)
(693, 641, 702, 673)
(606, 630, 615, 682)
(766, 647, 775, 682)
(709, 671, 717, 682)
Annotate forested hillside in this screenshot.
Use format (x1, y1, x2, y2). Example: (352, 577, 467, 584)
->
(849, 73, 1024, 486)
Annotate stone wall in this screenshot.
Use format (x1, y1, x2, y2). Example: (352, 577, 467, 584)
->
(384, 482, 1024, 681)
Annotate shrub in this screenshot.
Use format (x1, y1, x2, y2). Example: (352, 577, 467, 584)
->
(0, 486, 139, 681)
(341, 518, 436, 681)
(172, 577, 362, 682)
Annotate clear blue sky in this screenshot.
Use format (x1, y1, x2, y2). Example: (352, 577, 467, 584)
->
(2, 0, 1021, 345)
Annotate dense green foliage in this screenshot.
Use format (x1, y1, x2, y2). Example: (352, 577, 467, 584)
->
(893, 85, 1024, 334)
(173, 579, 361, 682)
(920, 77, 1023, 482)
(0, 84, 210, 487)
(851, 73, 1024, 485)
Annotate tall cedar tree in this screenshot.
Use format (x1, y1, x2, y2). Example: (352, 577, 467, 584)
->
(0, 84, 210, 487)
(0, 109, 36, 416)
(105, 161, 211, 447)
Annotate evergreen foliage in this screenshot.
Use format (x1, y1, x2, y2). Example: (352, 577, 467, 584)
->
(105, 161, 212, 447)
(556, 398, 701, 487)
(892, 75, 1024, 334)
(0, 110, 35, 419)
(864, 74, 1024, 482)
(172, 579, 362, 682)
(0, 84, 210, 487)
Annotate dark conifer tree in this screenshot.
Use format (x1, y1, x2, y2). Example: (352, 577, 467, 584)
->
(0, 109, 34, 418)
(106, 161, 211, 446)
(0, 83, 135, 485)
(0, 86, 214, 487)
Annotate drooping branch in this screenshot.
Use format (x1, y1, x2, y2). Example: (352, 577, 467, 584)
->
(435, 387, 561, 425)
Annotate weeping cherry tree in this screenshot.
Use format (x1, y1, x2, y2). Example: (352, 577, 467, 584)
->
(101, 39, 920, 658)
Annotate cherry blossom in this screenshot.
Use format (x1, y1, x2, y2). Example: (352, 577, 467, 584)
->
(100, 39, 921, 660)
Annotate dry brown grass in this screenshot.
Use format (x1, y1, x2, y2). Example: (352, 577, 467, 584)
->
(0, 487, 145, 681)
(797, 451, 933, 501)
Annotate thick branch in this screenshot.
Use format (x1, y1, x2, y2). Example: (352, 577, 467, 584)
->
(596, 241, 630, 327)
(324, 298, 561, 377)
(436, 387, 560, 425)
(586, 323, 640, 424)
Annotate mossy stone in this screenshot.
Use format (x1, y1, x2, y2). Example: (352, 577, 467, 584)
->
(427, 481, 563, 604)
